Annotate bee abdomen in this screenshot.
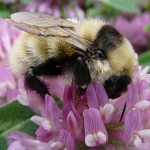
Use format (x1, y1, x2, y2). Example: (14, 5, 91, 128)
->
(9, 33, 50, 75)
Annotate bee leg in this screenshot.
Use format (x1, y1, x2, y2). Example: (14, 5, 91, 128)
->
(119, 102, 126, 122)
(73, 87, 86, 109)
(75, 87, 86, 103)
(65, 56, 91, 98)
(24, 59, 64, 98)
(74, 57, 91, 89)
(76, 87, 86, 97)
(24, 68, 50, 99)
(73, 57, 91, 105)
(29, 60, 63, 76)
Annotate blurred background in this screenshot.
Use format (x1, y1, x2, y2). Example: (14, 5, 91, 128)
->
(0, 0, 150, 65)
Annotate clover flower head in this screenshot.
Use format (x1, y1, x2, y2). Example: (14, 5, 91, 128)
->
(8, 61, 150, 149)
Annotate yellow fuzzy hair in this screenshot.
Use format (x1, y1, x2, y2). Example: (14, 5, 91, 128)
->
(76, 18, 106, 42)
(9, 18, 135, 82)
(9, 32, 76, 76)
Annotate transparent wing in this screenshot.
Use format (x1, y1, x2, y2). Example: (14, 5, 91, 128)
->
(6, 12, 90, 53)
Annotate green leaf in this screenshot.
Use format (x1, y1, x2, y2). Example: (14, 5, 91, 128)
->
(0, 3, 4, 10)
(126, 0, 141, 4)
(0, 100, 37, 150)
(139, 51, 150, 67)
(0, 100, 35, 133)
(0, 11, 11, 18)
(98, 0, 140, 14)
(87, 4, 119, 17)
(0, 136, 7, 150)
(19, 120, 38, 136)
(0, 120, 38, 150)
(87, 6, 101, 16)
(19, 0, 34, 4)
(53, 96, 63, 108)
(144, 23, 150, 32)
(85, 0, 95, 6)
(0, 2, 11, 18)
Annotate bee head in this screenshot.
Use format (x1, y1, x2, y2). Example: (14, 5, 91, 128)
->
(84, 24, 135, 98)
(86, 47, 107, 60)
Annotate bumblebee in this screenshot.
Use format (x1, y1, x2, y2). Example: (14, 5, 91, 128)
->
(7, 12, 135, 99)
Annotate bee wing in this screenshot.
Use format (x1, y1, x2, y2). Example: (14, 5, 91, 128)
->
(6, 12, 89, 53)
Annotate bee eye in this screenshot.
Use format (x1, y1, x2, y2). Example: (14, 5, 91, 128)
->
(86, 48, 106, 59)
(97, 50, 107, 59)
(97, 51, 103, 58)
